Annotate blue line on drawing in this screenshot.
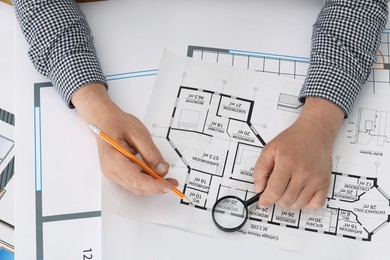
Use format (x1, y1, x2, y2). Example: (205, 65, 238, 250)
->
(105, 69, 158, 78)
(106, 73, 158, 81)
(34, 107, 38, 192)
(34, 107, 42, 192)
(383, 28, 390, 34)
(229, 49, 309, 63)
(39, 107, 43, 192)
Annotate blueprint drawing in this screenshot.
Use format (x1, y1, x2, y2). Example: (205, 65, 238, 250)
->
(118, 50, 390, 260)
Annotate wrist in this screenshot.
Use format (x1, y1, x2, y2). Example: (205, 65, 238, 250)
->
(299, 97, 344, 140)
(71, 83, 120, 126)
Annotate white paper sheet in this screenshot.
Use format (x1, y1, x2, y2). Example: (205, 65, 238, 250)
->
(118, 50, 390, 260)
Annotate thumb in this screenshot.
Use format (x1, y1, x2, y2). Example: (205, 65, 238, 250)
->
(128, 130, 169, 177)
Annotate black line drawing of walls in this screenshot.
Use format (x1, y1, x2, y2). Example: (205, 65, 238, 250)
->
(231, 143, 261, 183)
(215, 172, 390, 241)
(0, 108, 15, 126)
(0, 157, 14, 191)
(178, 46, 390, 241)
(166, 86, 265, 208)
(0, 135, 13, 166)
(354, 108, 389, 146)
(0, 135, 14, 193)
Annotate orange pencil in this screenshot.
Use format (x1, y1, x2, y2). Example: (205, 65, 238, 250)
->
(89, 124, 192, 204)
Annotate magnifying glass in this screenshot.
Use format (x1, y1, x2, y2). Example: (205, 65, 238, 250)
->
(212, 193, 261, 232)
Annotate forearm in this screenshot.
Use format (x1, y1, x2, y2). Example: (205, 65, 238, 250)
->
(13, 0, 107, 108)
(299, 0, 388, 117)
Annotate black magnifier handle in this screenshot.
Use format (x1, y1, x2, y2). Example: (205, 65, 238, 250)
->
(244, 193, 261, 207)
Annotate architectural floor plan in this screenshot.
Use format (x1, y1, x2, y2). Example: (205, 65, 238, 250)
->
(169, 86, 390, 241)
(118, 49, 390, 260)
(172, 46, 390, 241)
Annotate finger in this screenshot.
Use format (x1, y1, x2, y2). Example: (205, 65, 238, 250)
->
(306, 188, 328, 209)
(275, 177, 305, 208)
(165, 178, 179, 187)
(125, 128, 169, 177)
(290, 186, 316, 210)
(258, 163, 291, 207)
(121, 171, 174, 195)
(108, 158, 174, 195)
(253, 145, 275, 193)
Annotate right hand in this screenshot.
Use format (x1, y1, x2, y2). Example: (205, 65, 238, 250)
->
(72, 83, 178, 195)
(253, 97, 344, 209)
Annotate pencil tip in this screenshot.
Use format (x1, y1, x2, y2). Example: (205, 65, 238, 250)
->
(184, 195, 193, 205)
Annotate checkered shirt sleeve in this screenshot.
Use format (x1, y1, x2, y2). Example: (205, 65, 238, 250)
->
(12, 0, 107, 108)
(299, 0, 388, 117)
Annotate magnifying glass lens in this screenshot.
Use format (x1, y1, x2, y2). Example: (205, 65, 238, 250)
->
(212, 196, 248, 232)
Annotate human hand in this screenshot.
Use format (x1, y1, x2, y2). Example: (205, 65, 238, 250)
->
(72, 83, 178, 195)
(253, 97, 344, 209)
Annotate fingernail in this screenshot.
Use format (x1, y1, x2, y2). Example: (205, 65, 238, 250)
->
(168, 179, 179, 187)
(312, 203, 321, 209)
(305, 203, 316, 210)
(254, 185, 261, 193)
(163, 188, 171, 193)
(156, 162, 167, 174)
(258, 198, 269, 207)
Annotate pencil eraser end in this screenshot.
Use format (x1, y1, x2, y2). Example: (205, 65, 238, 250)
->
(88, 124, 100, 134)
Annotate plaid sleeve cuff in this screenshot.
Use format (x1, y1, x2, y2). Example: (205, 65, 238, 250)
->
(299, 64, 360, 117)
(50, 51, 107, 108)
